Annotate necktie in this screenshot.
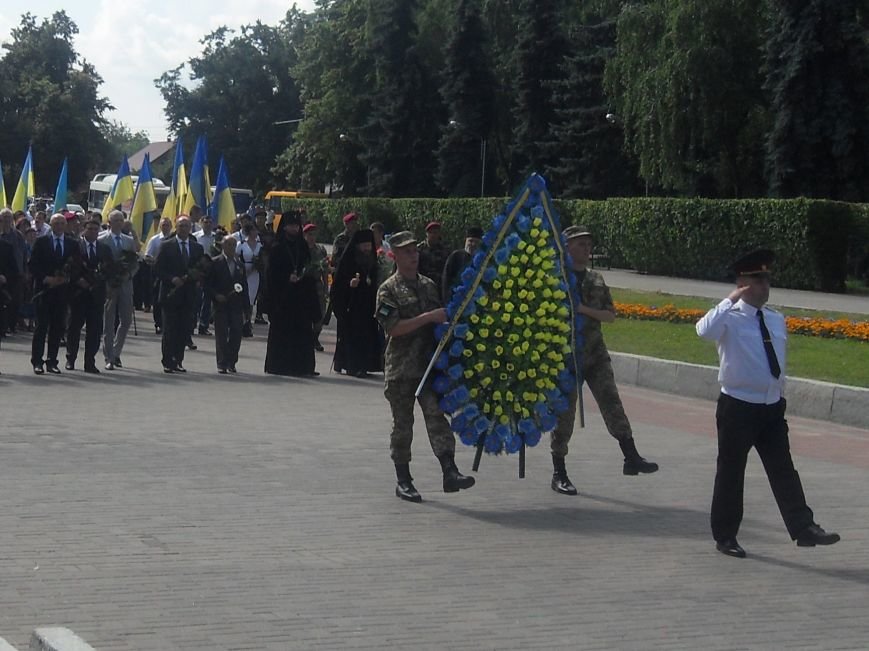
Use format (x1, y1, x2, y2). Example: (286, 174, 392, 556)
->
(89, 243, 96, 262)
(181, 240, 188, 263)
(757, 310, 781, 379)
(55, 238, 62, 257)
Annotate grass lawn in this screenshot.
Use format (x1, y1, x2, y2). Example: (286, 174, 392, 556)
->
(604, 289, 869, 388)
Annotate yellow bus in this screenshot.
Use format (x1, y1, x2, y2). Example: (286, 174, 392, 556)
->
(265, 190, 328, 229)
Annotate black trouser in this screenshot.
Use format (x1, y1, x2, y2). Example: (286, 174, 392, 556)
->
(133, 265, 152, 309)
(31, 292, 68, 367)
(67, 294, 104, 368)
(152, 279, 163, 329)
(161, 303, 192, 369)
(214, 304, 243, 369)
(711, 393, 814, 542)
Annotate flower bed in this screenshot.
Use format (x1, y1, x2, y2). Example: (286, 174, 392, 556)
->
(614, 302, 869, 343)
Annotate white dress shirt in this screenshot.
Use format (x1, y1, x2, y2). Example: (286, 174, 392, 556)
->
(696, 298, 787, 404)
(146, 233, 169, 259)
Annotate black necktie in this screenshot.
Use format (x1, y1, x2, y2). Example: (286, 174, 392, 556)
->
(89, 243, 96, 262)
(55, 238, 62, 257)
(180, 240, 188, 264)
(757, 310, 781, 379)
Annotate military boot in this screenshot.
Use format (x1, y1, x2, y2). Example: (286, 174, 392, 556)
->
(395, 463, 422, 502)
(620, 438, 659, 475)
(438, 453, 476, 492)
(551, 454, 578, 495)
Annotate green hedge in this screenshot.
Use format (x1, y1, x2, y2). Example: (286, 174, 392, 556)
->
(284, 196, 866, 292)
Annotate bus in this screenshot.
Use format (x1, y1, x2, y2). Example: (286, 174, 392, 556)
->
(265, 189, 328, 226)
(88, 174, 253, 218)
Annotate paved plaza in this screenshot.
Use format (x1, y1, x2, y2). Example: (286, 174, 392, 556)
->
(1, 321, 868, 650)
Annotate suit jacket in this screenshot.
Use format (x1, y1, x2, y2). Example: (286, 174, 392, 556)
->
(206, 255, 249, 311)
(156, 236, 206, 305)
(98, 230, 139, 280)
(28, 233, 82, 295)
(76, 238, 114, 306)
(0, 238, 19, 308)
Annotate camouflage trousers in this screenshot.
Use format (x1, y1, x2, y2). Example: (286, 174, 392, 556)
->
(551, 349, 633, 457)
(385, 379, 455, 464)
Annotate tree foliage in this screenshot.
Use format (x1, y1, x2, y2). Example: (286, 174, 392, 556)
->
(765, 0, 869, 202)
(0, 11, 111, 193)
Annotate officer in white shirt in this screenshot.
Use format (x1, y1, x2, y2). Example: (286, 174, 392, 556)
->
(696, 249, 840, 558)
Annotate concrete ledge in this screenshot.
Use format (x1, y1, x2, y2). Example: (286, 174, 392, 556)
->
(0, 637, 21, 651)
(30, 629, 95, 651)
(610, 352, 868, 428)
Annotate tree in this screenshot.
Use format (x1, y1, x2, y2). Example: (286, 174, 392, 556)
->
(0, 11, 111, 194)
(435, 0, 496, 197)
(104, 120, 150, 164)
(510, 0, 570, 189)
(546, 14, 640, 198)
(156, 12, 307, 194)
(605, 0, 769, 197)
(358, 0, 442, 197)
(765, 0, 869, 201)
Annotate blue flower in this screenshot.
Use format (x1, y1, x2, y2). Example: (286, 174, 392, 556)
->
(504, 232, 521, 250)
(439, 396, 457, 413)
(524, 428, 542, 447)
(434, 323, 449, 340)
(433, 374, 452, 394)
(473, 251, 486, 267)
(515, 214, 531, 233)
(539, 412, 557, 432)
(461, 267, 477, 284)
(493, 213, 507, 231)
(531, 205, 545, 219)
(460, 430, 478, 446)
(494, 423, 512, 443)
(450, 385, 470, 405)
(454, 323, 469, 339)
(447, 364, 464, 381)
(449, 340, 464, 358)
(434, 351, 450, 370)
(518, 418, 538, 436)
(483, 266, 497, 282)
(474, 416, 491, 434)
(484, 433, 503, 453)
(551, 395, 569, 414)
(463, 404, 480, 420)
(494, 247, 510, 264)
(528, 174, 547, 193)
(451, 413, 468, 433)
(505, 434, 523, 454)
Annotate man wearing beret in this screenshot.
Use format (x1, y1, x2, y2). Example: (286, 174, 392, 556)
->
(550, 225, 659, 495)
(696, 249, 839, 558)
(417, 221, 450, 296)
(332, 212, 360, 266)
(375, 230, 476, 502)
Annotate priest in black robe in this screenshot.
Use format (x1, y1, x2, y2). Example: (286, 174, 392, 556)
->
(264, 210, 320, 376)
(330, 229, 383, 378)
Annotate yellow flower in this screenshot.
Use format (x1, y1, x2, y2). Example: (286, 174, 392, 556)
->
(501, 312, 512, 323)
(463, 349, 473, 358)
(495, 345, 504, 356)
(479, 328, 489, 338)
(483, 402, 491, 413)
(530, 228, 540, 238)
(492, 280, 502, 290)
(465, 331, 475, 341)
(492, 390, 502, 402)
(505, 278, 515, 289)
(526, 244, 536, 254)
(535, 379, 546, 389)
(464, 370, 474, 379)
(491, 360, 500, 369)
(527, 368, 537, 378)
(513, 346, 523, 356)
(517, 240, 527, 250)
(470, 314, 480, 324)
(478, 296, 489, 307)
(483, 315, 495, 326)
(532, 279, 544, 288)
(494, 329, 504, 338)
(498, 265, 508, 275)
(470, 387, 479, 398)
(504, 302, 515, 313)
(520, 254, 529, 264)
(476, 343, 487, 353)
(518, 303, 529, 314)
(506, 362, 515, 372)
(510, 267, 521, 277)
(500, 415, 510, 425)
(557, 306, 569, 318)
(518, 371, 527, 380)
(474, 362, 485, 373)
(502, 289, 513, 299)
(481, 377, 492, 387)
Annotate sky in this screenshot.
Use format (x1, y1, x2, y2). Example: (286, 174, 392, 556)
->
(0, 0, 317, 141)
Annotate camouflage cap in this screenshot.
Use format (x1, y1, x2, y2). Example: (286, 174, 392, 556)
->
(388, 230, 417, 249)
(562, 224, 592, 240)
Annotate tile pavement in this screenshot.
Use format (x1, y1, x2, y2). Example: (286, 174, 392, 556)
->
(0, 321, 867, 650)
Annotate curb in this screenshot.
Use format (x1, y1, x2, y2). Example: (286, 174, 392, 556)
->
(609, 352, 868, 429)
(29, 629, 95, 651)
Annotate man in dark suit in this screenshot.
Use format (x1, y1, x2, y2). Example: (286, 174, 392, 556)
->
(156, 216, 205, 372)
(66, 219, 112, 373)
(29, 213, 82, 374)
(206, 236, 249, 373)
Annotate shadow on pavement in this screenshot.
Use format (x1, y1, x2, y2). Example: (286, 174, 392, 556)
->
(748, 552, 869, 587)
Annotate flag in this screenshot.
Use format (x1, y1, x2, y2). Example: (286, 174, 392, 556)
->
(161, 139, 187, 225)
(0, 161, 7, 208)
(103, 155, 135, 217)
(183, 135, 212, 215)
(11, 146, 35, 212)
(210, 156, 236, 231)
(130, 153, 158, 238)
(54, 157, 69, 212)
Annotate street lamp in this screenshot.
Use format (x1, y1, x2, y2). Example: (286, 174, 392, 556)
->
(273, 118, 304, 125)
(339, 133, 370, 196)
(449, 120, 487, 198)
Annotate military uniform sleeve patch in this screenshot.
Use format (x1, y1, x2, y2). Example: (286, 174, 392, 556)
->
(378, 303, 396, 318)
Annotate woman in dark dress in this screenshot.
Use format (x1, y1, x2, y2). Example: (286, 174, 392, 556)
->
(264, 211, 320, 376)
(330, 229, 383, 378)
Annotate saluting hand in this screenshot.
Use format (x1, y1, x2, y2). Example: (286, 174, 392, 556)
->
(350, 272, 361, 288)
(727, 284, 751, 303)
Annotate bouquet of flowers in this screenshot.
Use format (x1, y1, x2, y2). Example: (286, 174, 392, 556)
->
(428, 174, 585, 470)
(31, 255, 80, 303)
(103, 250, 139, 289)
(167, 254, 212, 300)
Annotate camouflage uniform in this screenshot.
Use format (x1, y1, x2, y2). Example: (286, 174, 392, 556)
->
(551, 268, 633, 456)
(417, 240, 450, 294)
(376, 271, 455, 464)
(332, 231, 352, 266)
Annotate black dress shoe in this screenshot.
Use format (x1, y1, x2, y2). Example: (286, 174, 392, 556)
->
(551, 474, 578, 496)
(228, 366, 237, 373)
(65, 361, 75, 371)
(163, 366, 175, 373)
(624, 457, 659, 475)
(395, 480, 422, 503)
(173, 365, 187, 373)
(84, 366, 100, 374)
(796, 524, 841, 547)
(105, 362, 115, 371)
(46, 365, 61, 375)
(716, 538, 747, 558)
(114, 357, 122, 368)
(33, 365, 45, 375)
(155, 326, 162, 334)
(198, 328, 212, 336)
(218, 368, 228, 374)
